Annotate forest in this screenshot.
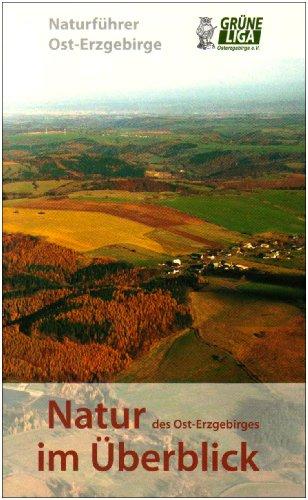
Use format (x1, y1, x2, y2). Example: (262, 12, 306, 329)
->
(3, 233, 191, 382)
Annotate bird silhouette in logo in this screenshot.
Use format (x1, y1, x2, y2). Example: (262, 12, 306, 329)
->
(197, 17, 217, 49)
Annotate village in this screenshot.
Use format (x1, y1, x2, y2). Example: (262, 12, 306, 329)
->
(160, 234, 305, 278)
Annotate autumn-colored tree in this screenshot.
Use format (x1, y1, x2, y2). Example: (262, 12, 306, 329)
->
(4, 325, 129, 382)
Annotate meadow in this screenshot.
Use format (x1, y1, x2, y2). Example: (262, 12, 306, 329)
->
(3, 180, 69, 195)
(117, 329, 253, 383)
(189, 286, 304, 383)
(160, 190, 305, 234)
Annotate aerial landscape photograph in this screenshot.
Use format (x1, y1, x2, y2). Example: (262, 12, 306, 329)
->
(3, 101, 305, 383)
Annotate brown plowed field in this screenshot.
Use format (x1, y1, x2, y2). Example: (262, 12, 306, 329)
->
(171, 228, 217, 247)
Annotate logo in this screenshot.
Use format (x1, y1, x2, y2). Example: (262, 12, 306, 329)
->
(197, 15, 263, 51)
(196, 17, 217, 50)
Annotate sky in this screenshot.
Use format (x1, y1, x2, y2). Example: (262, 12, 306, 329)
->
(3, 2, 305, 112)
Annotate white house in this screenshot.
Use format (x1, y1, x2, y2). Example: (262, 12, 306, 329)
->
(235, 264, 249, 271)
(172, 258, 182, 266)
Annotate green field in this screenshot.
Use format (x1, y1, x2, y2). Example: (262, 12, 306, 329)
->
(68, 189, 171, 203)
(118, 329, 253, 382)
(86, 243, 169, 266)
(187, 142, 305, 154)
(4, 130, 176, 147)
(160, 190, 305, 234)
(237, 282, 305, 302)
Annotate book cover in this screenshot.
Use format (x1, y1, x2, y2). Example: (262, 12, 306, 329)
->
(3, 2, 305, 498)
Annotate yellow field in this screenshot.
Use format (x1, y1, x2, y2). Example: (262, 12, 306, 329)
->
(3, 207, 165, 253)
